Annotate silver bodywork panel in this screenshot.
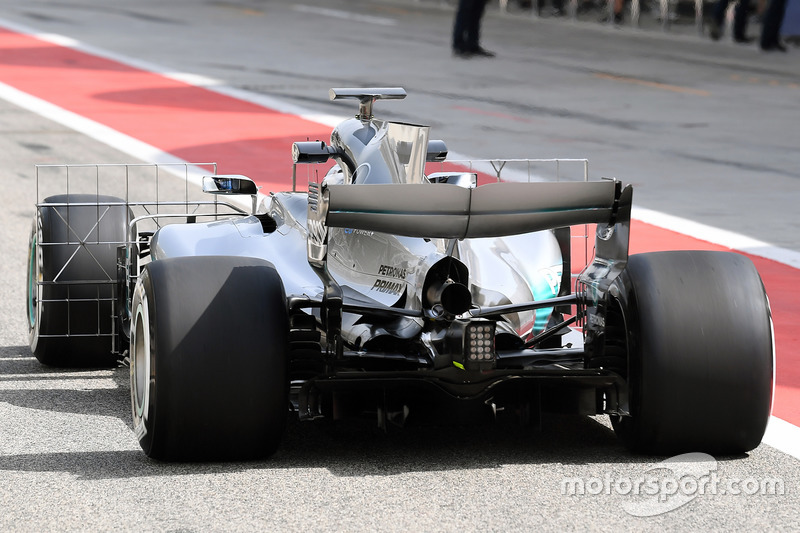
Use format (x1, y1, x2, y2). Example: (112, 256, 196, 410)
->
(151, 190, 565, 340)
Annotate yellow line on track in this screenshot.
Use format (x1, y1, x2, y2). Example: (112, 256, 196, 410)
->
(594, 73, 710, 96)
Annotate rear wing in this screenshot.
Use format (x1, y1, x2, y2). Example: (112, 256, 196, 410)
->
(312, 180, 628, 239)
(306, 178, 633, 327)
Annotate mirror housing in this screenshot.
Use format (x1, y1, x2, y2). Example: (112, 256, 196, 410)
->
(202, 175, 259, 214)
(202, 175, 258, 195)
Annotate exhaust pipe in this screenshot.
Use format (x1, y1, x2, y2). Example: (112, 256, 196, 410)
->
(426, 279, 472, 316)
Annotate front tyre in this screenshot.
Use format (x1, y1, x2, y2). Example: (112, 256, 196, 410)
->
(611, 251, 773, 455)
(27, 194, 128, 367)
(130, 256, 288, 461)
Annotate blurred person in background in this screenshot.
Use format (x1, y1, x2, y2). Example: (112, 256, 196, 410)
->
(452, 0, 495, 57)
(708, 0, 755, 42)
(760, 0, 790, 50)
(781, 0, 800, 44)
(601, 0, 626, 24)
(534, 0, 566, 16)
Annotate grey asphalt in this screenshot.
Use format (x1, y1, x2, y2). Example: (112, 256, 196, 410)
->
(0, 0, 799, 531)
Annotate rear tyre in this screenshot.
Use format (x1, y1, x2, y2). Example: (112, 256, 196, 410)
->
(130, 256, 288, 461)
(27, 194, 128, 367)
(611, 251, 773, 455)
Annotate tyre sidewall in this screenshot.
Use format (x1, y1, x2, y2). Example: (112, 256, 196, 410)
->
(27, 216, 44, 354)
(131, 267, 157, 456)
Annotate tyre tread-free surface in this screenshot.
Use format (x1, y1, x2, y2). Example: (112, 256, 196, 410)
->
(613, 251, 773, 454)
(131, 255, 288, 461)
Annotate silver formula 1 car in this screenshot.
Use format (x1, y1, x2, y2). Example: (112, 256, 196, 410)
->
(27, 88, 774, 460)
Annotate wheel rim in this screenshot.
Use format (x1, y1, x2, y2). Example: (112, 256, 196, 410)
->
(27, 233, 37, 330)
(131, 299, 151, 421)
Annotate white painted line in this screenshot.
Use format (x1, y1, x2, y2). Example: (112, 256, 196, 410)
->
(2, 20, 800, 461)
(0, 81, 191, 170)
(0, 17, 345, 130)
(763, 416, 800, 461)
(292, 5, 397, 26)
(0, 79, 256, 213)
(632, 206, 800, 269)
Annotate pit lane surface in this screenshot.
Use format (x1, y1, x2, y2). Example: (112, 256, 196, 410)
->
(1, 1, 799, 530)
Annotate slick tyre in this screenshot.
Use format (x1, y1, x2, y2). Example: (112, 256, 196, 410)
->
(130, 256, 288, 461)
(27, 194, 128, 367)
(611, 251, 773, 455)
